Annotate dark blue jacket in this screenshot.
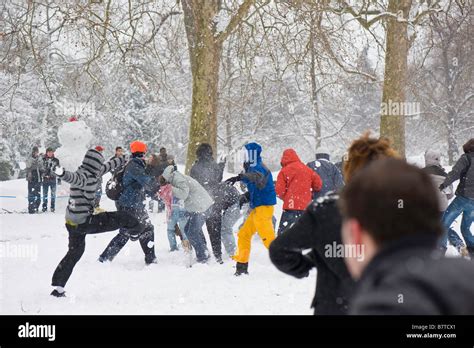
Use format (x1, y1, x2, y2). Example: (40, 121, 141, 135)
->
(119, 157, 155, 209)
(307, 153, 344, 200)
(241, 143, 276, 209)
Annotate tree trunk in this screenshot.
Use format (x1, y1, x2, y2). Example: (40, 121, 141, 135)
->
(181, 0, 255, 173)
(380, 0, 412, 157)
(185, 42, 222, 173)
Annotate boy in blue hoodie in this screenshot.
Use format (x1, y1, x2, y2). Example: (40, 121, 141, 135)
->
(225, 142, 276, 275)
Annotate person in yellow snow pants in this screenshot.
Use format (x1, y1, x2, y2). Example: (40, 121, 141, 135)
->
(224, 142, 277, 276)
(233, 206, 275, 265)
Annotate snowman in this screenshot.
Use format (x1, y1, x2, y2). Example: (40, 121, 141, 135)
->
(55, 117, 93, 171)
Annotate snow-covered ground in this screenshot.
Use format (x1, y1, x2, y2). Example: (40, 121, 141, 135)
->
(0, 172, 315, 315)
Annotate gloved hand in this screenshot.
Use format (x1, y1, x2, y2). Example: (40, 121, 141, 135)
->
(238, 192, 250, 209)
(53, 165, 65, 177)
(225, 174, 242, 185)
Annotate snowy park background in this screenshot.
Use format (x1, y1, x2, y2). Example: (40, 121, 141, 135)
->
(0, 0, 473, 315)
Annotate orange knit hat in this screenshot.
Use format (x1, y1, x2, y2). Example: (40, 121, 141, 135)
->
(130, 141, 147, 154)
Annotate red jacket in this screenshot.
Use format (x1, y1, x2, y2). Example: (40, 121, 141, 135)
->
(275, 149, 322, 210)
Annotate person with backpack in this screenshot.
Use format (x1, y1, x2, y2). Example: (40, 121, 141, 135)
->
(422, 150, 468, 256)
(275, 148, 322, 235)
(225, 142, 276, 276)
(41, 147, 60, 213)
(50, 148, 139, 297)
(190, 143, 226, 263)
(26, 146, 44, 214)
(307, 150, 344, 200)
(161, 165, 214, 264)
(99, 141, 158, 265)
(439, 138, 474, 257)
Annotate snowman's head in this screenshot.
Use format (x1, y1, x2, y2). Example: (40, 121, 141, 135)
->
(58, 120, 93, 148)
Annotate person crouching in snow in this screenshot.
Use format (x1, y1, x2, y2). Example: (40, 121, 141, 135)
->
(50, 148, 140, 297)
(98, 141, 158, 265)
(275, 148, 322, 236)
(160, 165, 213, 264)
(225, 142, 277, 276)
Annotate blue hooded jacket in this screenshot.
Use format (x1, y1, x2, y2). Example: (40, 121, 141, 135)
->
(241, 143, 277, 209)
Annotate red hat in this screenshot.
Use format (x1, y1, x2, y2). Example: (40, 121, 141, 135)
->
(95, 145, 104, 152)
(130, 141, 147, 154)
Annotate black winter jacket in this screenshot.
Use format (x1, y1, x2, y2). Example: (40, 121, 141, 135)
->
(269, 193, 355, 315)
(441, 152, 474, 200)
(42, 155, 60, 183)
(350, 235, 474, 315)
(189, 155, 225, 198)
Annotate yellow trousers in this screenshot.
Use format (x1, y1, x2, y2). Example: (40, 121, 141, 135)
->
(232, 205, 275, 264)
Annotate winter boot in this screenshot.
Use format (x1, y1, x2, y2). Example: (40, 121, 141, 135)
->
(145, 256, 157, 265)
(50, 289, 66, 298)
(234, 262, 249, 276)
(215, 256, 224, 264)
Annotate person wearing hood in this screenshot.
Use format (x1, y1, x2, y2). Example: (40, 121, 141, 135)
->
(26, 146, 44, 214)
(422, 150, 467, 256)
(190, 143, 226, 263)
(439, 138, 474, 257)
(225, 142, 277, 276)
(307, 150, 344, 200)
(275, 149, 322, 235)
(269, 133, 397, 314)
(41, 147, 60, 213)
(161, 164, 213, 263)
(99, 141, 158, 265)
(50, 148, 139, 297)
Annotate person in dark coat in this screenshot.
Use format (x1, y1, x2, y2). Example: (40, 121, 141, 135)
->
(307, 151, 344, 200)
(41, 147, 60, 212)
(269, 133, 398, 314)
(190, 143, 226, 263)
(340, 158, 474, 315)
(99, 141, 158, 264)
(50, 148, 139, 297)
(26, 146, 44, 214)
(439, 138, 474, 256)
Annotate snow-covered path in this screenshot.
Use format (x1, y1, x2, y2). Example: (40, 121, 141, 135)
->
(0, 178, 315, 315)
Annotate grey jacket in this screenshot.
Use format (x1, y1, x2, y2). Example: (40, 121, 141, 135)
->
(162, 166, 213, 213)
(442, 153, 474, 200)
